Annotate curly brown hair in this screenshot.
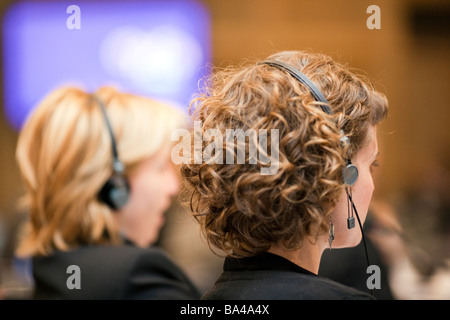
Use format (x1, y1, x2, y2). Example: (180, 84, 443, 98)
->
(180, 50, 388, 257)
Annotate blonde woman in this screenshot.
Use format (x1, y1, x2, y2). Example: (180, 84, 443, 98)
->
(15, 86, 200, 299)
(180, 50, 389, 300)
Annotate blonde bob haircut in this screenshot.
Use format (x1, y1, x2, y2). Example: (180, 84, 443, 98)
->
(180, 51, 388, 258)
(16, 86, 185, 257)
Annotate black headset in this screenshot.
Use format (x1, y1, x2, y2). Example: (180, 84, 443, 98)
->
(261, 60, 359, 187)
(261, 60, 372, 280)
(93, 95, 131, 211)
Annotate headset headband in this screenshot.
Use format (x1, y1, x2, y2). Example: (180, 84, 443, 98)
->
(92, 94, 124, 174)
(260, 60, 332, 115)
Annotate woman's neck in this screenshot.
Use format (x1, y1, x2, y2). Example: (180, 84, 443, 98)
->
(267, 236, 327, 275)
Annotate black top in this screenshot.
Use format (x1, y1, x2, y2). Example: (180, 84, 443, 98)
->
(202, 252, 374, 300)
(319, 237, 395, 300)
(32, 244, 201, 300)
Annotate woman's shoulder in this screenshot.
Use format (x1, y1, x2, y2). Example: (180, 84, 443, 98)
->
(306, 274, 375, 300)
(35, 243, 171, 265)
(33, 244, 201, 299)
(85, 243, 172, 260)
(203, 269, 374, 300)
(47, 244, 187, 279)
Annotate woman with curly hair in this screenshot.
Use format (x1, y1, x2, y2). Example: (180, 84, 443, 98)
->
(180, 50, 388, 300)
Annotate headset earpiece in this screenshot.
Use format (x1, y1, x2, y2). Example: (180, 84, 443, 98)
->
(340, 133, 358, 186)
(343, 160, 359, 186)
(93, 95, 130, 211)
(98, 172, 130, 210)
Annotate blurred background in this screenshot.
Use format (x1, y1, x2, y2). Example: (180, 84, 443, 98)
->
(0, 0, 448, 299)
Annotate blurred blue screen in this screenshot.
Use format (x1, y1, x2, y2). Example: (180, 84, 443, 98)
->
(2, 0, 211, 130)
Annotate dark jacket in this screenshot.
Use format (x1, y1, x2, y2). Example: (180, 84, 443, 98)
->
(32, 244, 201, 300)
(319, 235, 394, 300)
(202, 252, 374, 300)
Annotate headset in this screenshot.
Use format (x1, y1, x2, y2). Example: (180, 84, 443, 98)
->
(93, 95, 131, 211)
(261, 60, 372, 286)
(261, 60, 359, 187)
